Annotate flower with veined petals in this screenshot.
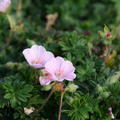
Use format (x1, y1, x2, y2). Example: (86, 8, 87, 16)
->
(0, 0, 11, 13)
(39, 57, 76, 85)
(22, 45, 54, 68)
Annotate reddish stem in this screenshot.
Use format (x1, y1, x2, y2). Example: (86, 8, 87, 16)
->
(58, 91, 65, 120)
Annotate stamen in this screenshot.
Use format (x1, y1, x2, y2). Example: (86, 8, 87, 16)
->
(55, 70, 63, 78)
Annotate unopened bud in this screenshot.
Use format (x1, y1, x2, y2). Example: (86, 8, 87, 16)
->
(65, 84, 78, 93)
(53, 83, 64, 92)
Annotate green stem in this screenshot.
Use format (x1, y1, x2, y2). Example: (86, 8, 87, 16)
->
(6, 14, 16, 29)
(58, 91, 65, 120)
(39, 89, 54, 111)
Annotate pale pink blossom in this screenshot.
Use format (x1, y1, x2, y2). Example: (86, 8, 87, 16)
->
(39, 70, 53, 85)
(39, 57, 76, 85)
(0, 0, 11, 13)
(22, 45, 54, 68)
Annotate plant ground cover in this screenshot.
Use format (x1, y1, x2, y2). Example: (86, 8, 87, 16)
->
(1, 0, 120, 120)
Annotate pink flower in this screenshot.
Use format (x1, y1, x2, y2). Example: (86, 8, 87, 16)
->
(39, 57, 76, 85)
(39, 70, 53, 85)
(0, 0, 11, 13)
(22, 45, 54, 68)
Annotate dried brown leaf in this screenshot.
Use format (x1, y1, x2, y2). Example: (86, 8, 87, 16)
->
(45, 13, 58, 31)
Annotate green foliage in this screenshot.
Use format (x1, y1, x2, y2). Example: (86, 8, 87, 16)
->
(59, 32, 88, 63)
(3, 80, 33, 107)
(66, 93, 99, 120)
(0, 0, 120, 120)
(112, 0, 120, 22)
(0, 82, 9, 108)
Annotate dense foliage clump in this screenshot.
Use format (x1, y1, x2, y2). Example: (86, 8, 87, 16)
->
(1, 0, 120, 120)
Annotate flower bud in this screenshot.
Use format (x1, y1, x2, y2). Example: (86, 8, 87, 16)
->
(65, 84, 78, 93)
(53, 83, 64, 92)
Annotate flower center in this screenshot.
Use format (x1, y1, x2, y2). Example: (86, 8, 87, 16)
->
(55, 70, 63, 78)
(32, 59, 41, 64)
(44, 72, 52, 79)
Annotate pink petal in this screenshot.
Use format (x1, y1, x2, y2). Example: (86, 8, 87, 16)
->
(22, 48, 32, 65)
(61, 61, 76, 81)
(56, 56, 64, 63)
(0, 0, 11, 12)
(23, 45, 53, 68)
(45, 57, 64, 80)
(41, 51, 54, 65)
(56, 78, 64, 82)
(45, 57, 76, 81)
(39, 77, 51, 86)
(22, 48, 42, 68)
(64, 73, 76, 81)
(30, 64, 43, 68)
(45, 58, 58, 74)
(45, 57, 64, 73)
(60, 61, 75, 75)
(30, 45, 46, 60)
